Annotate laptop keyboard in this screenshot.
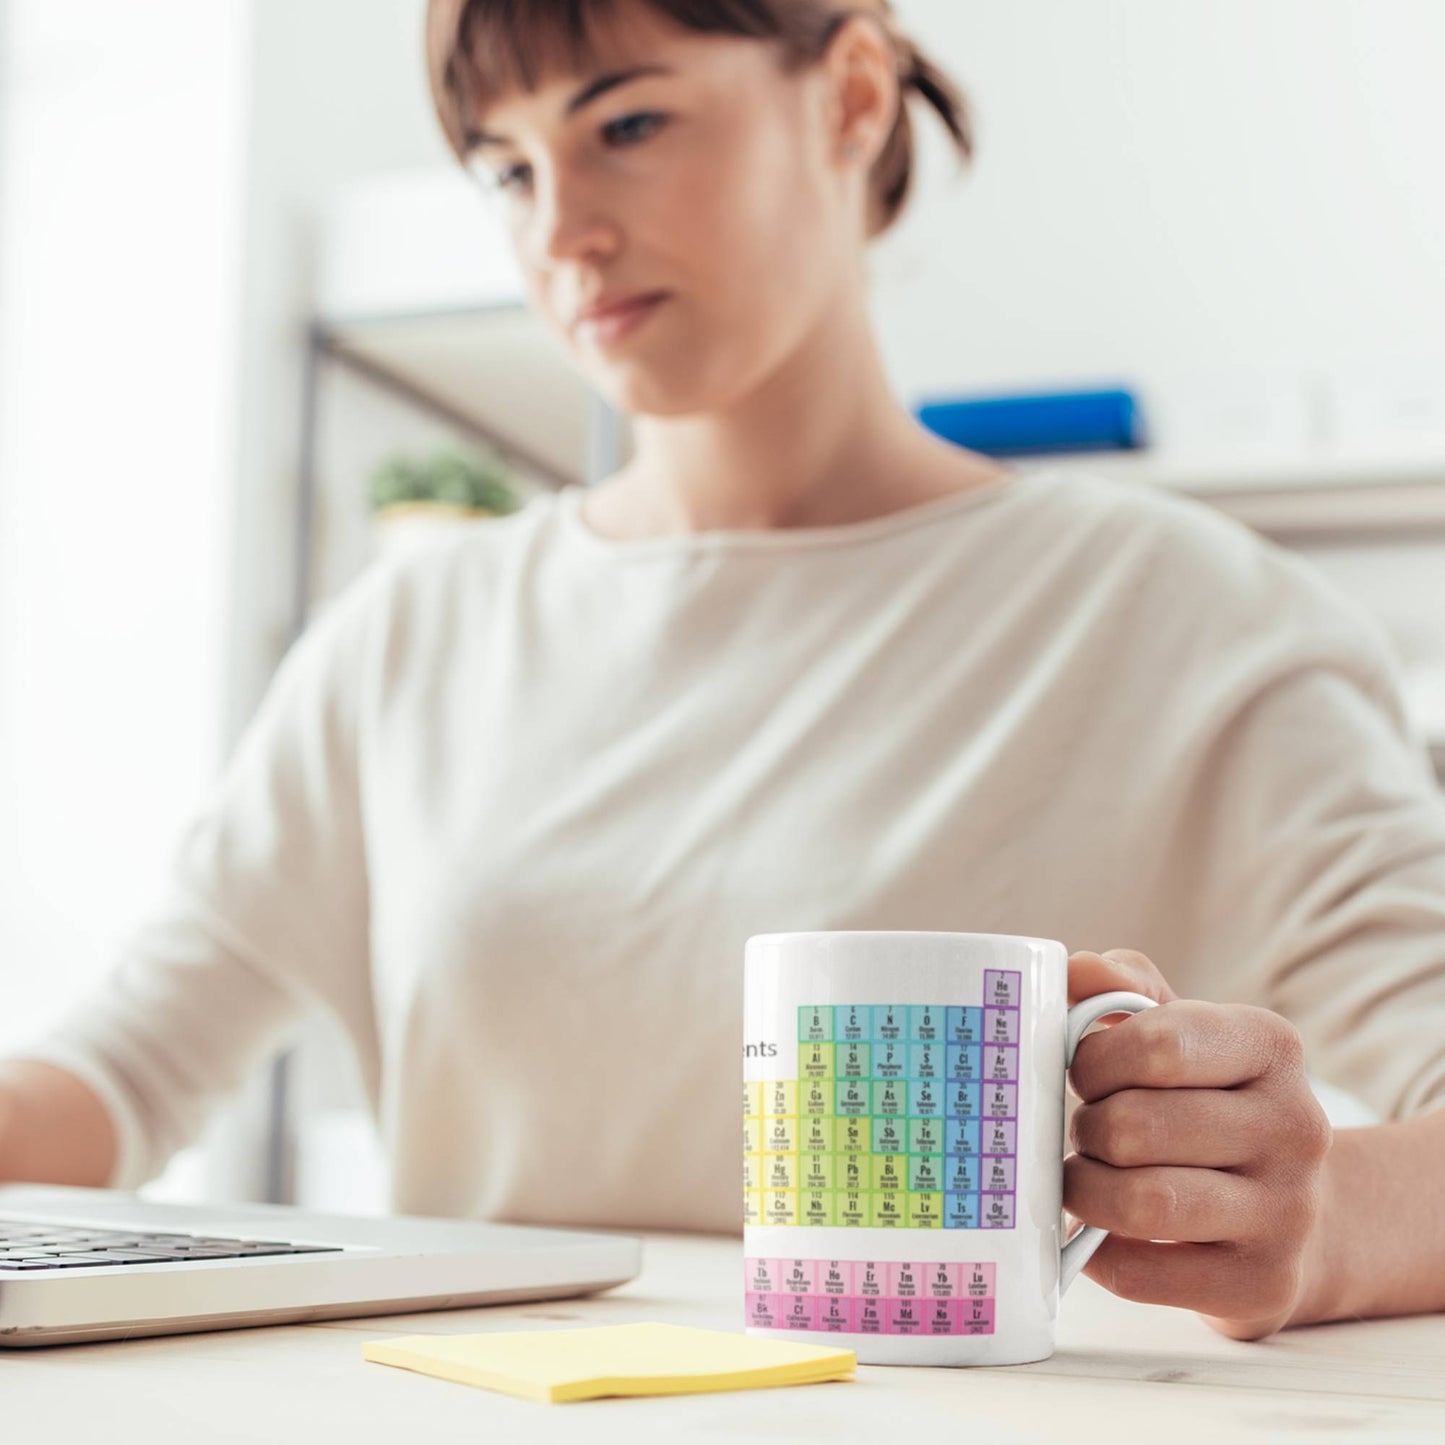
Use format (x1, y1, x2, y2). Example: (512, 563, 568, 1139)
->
(0, 1216, 344, 1269)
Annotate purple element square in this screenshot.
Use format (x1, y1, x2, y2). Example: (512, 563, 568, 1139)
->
(983, 1118, 1017, 1155)
(984, 1043, 1019, 1081)
(985, 1156, 1016, 1192)
(980, 1192, 1016, 1228)
(983, 1082, 1018, 1119)
(984, 970, 1020, 1008)
(984, 1007, 1020, 1044)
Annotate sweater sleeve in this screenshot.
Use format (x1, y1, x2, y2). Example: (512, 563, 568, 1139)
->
(1139, 526, 1445, 1126)
(6, 562, 392, 1190)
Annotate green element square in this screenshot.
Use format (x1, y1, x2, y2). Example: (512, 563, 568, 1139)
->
(909, 1154, 944, 1193)
(837, 1190, 869, 1227)
(833, 1116, 869, 1155)
(908, 1192, 944, 1229)
(836, 1042, 871, 1079)
(870, 1115, 906, 1154)
(869, 1191, 906, 1227)
(836, 1154, 868, 1193)
(798, 1005, 833, 1043)
(799, 1118, 832, 1155)
(871, 1079, 907, 1117)
(869, 1153, 908, 1192)
(801, 1188, 834, 1228)
(908, 1117, 945, 1155)
(835, 1079, 869, 1117)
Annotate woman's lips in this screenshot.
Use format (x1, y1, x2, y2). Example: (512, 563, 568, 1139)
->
(575, 292, 669, 347)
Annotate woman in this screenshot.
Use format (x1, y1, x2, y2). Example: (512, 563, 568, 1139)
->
(4, 0, 1444, 1343)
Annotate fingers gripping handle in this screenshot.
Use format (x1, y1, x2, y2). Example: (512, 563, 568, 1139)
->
(1058, 990, 1159, 1296)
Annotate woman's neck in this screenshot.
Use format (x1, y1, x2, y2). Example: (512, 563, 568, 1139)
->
(583, 291, 1007, 541)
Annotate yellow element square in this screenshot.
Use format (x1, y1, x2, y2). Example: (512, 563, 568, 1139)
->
(836, 1155, 868, 1194)
(908, 1192, 944, 1229)
(799, 1152, 834, 1192)
(743, 1154, 760, 1192)
(743, 1117, 762, 1154)
(869, 1154, 907, 1193)
(799, 1118, 832, 1154)
(800, 1190, 834, 1228)
(763, 1117, 797, 1154)
(765, 1080, 797, 1118)
(763, 1189, 797, 1227)
(800, 1080, 832, 1116)
(743, 1081, 762, 1119)
(743, 1189, 762, 1226)
(800, 1042, 834, 1080)
(763, 1152, 797, 1191)
(834, 1117, 868, 1155)
(869, 1191, 905, 1228)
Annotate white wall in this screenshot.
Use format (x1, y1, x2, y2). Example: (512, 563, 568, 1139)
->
(0, 1, 249, 1058)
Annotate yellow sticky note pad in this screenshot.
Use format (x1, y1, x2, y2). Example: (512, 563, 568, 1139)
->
(361, 1321, 856, 1404)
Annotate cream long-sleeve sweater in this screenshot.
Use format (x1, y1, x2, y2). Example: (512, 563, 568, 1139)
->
(12, 466, 1445, 1232)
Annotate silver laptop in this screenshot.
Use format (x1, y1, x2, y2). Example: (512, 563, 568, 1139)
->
(0, 1183, 642, 1347)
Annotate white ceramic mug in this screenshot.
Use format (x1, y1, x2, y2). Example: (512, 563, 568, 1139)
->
(742, 931, 1157, 1366)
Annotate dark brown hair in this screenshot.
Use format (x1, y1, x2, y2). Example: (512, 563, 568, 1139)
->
(425, 0, 973, 238)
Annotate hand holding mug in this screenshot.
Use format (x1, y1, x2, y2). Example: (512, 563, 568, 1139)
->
(1064, 949, 1335, 1341)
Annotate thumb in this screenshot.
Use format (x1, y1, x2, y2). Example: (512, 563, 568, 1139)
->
(1067, 947, 1180, 1021)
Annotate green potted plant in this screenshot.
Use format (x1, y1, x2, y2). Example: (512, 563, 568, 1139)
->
(367, 445, 526, 553)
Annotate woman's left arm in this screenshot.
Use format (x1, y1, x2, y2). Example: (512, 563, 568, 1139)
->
(1064, 947, 1445, 1340)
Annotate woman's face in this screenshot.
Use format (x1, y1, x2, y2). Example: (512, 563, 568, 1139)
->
(463, 4, 879, 418)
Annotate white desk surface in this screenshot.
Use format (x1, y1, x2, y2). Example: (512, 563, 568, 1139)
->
(3, 1229, 1442, 1444)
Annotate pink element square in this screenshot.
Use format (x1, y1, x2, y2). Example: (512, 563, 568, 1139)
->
(854, 1261, 887, 1297)
(926, 1298, 960, 1335)
(746, 1291, 781, 1329)
(853, 1297, 887, 1334)
(817, 1259, 853, 1296)
(886, 1297, 927, 1335)
(887, 1261, 924, 1298)
(961, 1297, 995, 1334)
(965, 1262, 996, 1296)
(779, 1258, 815, 1294)
(745, 1257, 779, 1295)
(925, 1261, 962, 1299)
(779, 1293, 818, 1330)
(814, 1295, 855, 1333)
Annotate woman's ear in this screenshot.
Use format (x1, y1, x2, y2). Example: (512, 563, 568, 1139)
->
(823, 12, 901, 168)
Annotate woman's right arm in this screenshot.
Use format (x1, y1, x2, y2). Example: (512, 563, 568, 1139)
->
(0, 556, 401, 1192)
(0, 1060, 117, 1186)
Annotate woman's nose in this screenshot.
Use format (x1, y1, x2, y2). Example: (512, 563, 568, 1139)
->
(529, 170, 620, 267)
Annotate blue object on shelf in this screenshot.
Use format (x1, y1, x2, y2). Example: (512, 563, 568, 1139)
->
(914, 387, 1145, 458)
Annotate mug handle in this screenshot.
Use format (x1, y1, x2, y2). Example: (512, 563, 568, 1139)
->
(1059, 989, 1160, 1295)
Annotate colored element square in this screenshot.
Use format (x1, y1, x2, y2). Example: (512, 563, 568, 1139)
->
(870, 1079, 907, 1117)
(743, 1081, 762, 1118)
(835, 1004, 870, 1042)
(745, 1291, 779, 1329)
(869, 1154, 907, 1193)
(908, 1117, 945, 1155)
(907, 1193, 943, 1229)
(908, 1155, 943, 1193)
(985, 1007, 1019, 1044)
(799, 1151, 833, 1192)
(908, 1042, 944, 1080)
(984, 970, 1020, 1008)
(886, 1261, 924, 1297)
(763, 1153, 797, 1191)
(945, 1117, 981, 1155)
(926, 1299, 960, 1335)
(836, 1155, 868, 1194)
(765, 1080, 797, 1118)
(800, 1079, 832, 1117)
(984, 1043, 1019, 1082)
(778, 1294, 817, 1330)
(800, 1042, 835, 1080)
(836, 1190, 868, 1228)
(908, 1078, 943, 1117)
(835, 1079, 869, 1117)
(869, 1192, 905, 1228)
(743, 1190, 761, 1226)
(945, 1080, 981, 1119)
(743, 1117, 762, 1154)
(854, 1261, 886, 1297)
(779, 1258, 815, 1294)
(946, 1042, 981, 1082)
(909, 1004, 944, 1042)
(763, 1190, 797, 1227)
(887, 1298, 925, 1335)
(980, 1193, 1016, 1228)
(871, 1005, 907, 1042)
(854, 1298, 887, 1335)
(800, 1190, 834, 1228)
(965, 1263, 996, 1297)
(870, 1116, 906, 1155)
(798, 1004, 834, 1042)
(944, 1192, 979, 1229)
(834, 1115, 868, 1156)
(983, 1118, 1017, 1155)
(946, 1006, 982, 1044)
(763, 1116, 797, 1154)
(799, 1117, 832, 1155)
(962, 1298, 996, 1334)
(818, 1259, 853, 1295)
(745, 1257, 779, 1293)
(742, 1154, 761, 1192)
(873, 1040, 907, 1079)
(836, 1043, 871, 1080)
(925, 1262, 961, 1299)
(984, 1156, 1016, 1192)
(944, 1154, 979, 1193)
(815, 1296, 854, 1332)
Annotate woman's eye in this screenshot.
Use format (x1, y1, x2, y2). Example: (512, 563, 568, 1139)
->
(493, 162, 531, 194)
(602, 111, 668, 147)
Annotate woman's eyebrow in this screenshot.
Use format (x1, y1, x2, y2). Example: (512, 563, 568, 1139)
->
(465, 64, 675, 149)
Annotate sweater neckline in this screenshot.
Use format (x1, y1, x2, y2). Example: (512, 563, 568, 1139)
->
(554, 463, 1038, 559)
